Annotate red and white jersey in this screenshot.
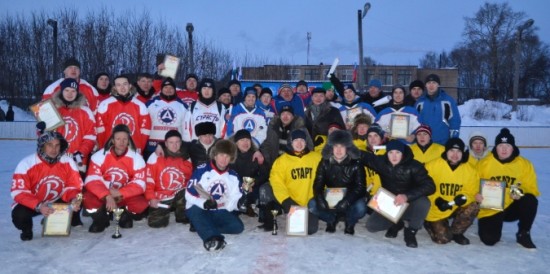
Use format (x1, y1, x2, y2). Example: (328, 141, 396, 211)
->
(145, 153, 193, 201)
(85, 148, 146, 200)
(56, 104, 97, 159)
(43, 78, 99, 113)
(183, 101, 226, 141)
(177, 90, 198, 107)
(146, 96, 188, 145)
(95, 97, 152, 153)
(11, 154, 83, 210)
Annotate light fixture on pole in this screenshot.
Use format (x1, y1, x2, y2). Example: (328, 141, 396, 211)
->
(186, 23, 195, 73)
(512, 18, 534, 111)
(47, 19, 58, 79)
(306, 32, 311, 65)
(357, 2, 371, 93)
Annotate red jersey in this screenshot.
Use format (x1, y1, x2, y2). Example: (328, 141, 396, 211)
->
(95, 96, 152, 153)
(177, 90, 198, 106)
(43, 78, 99, 113)
(145, 153, 193, 201)
(11, 154, 83, 210)
(85, 148, 147, 200)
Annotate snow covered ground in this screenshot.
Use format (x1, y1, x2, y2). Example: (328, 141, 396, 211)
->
(0, 140, 548, 274)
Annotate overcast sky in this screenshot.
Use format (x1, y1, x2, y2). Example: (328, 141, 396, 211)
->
(4, 0, 549, 66)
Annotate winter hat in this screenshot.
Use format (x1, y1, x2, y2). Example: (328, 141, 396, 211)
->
(60, 78, 79, 92)
(37, 131, 68, 164)
(244, 86, 256, 97)
(386, 140, 405, 153)
(415, 124, 432, 137)
(252, 83, 263, 89)
(311, 87, 326, 94)
(195, 122, 216, 136)
(328, 123, 343, 131)
(392, 85, 407, 95)
(409, 80, 425, 91)
(296, 80, 308, 88)
(425, 74, 441, 85)
(442, 137, 469, 163)
(64, 57, 81, 69)
(343, 83, 357, 94)
(233, 129, 251, 143)
(185, 73, 199, 82)
(494, 128, 516, 148)
(469, 131, 487, 148)
(228, 79, 241, 89)
(199, 78, 216, 91)
(353, 114, 372, 127)
(290, 129, 307, 141)
(279, 105, 294, 115)
(367, 123, 385, 138)
(260, 88, 273, 98)
(217, 87, 231, 98)
(105, 124, 136, 151)
(161, 77, 176, 89)
(322, 130, 360, 160)
(210, 139, 237, 163)
(165, 129, 182, 141)
(367, 79, 382, 89)
(322, 82, 334, 91)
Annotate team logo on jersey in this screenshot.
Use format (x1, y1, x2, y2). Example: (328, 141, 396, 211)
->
(104, 167, 129, 189)
(241, 118, 256, 132)
(157, 107, 177, 125)
(159, 167, 185, 190)
(112, 113, 136, 135)
(34, 175, 64, 203)
(62, 116, 79, 143)
(207, 179, 228, 200)
(195, 112, 219, 123)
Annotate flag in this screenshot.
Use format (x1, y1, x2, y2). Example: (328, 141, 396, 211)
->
(352, 62, 358, 83)
(231, 61, 237, 80)
(238, 66, 242, 81)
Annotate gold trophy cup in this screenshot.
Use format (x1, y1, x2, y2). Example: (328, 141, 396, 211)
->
(242, 177, 256, 193)
(112, 208, 124, 239)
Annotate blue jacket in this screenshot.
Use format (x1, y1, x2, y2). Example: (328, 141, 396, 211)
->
(272, 94, 306, 118)
(414, 89, 461, 145)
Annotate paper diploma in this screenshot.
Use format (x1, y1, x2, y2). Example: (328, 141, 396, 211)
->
(30, 99, 65, 131)
(42, 203, 72, 236)
(326, 58, 339, 78)
(286, 206, 308, 236)
(480, 179, 505, 210)
(159, 55, 180, 79)
(324, 188, 346, 209)
(368, 188, 408, 223)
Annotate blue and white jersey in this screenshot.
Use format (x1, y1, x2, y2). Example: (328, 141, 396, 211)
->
(146, 96, 188, 151)
(375, 105, 421, 144)
(185, 162, 242, 211)
(226, 103, 268, 146)
(183, 101, 227, 142)
(256, 101, 276, 126)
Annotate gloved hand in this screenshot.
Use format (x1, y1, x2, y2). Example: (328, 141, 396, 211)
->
(315, 196, 330, 211)
(314, 136, 324, 147)
(334, 199, 350, 213)
(237, 195, 248, 212)
(203, 199, 217, 210)
(73, 152, 83, 166)
(453, 194, 467, 206)
(435, 197, 452, 211)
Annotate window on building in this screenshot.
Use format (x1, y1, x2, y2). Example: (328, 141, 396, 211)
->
(380, 70, 393, 86)
(341, 69, 354, 81)
(397, 70, 412, 86)
(304, 69, 319, 80)
(288, 69, 300, 80)
(366, 69, 375, 83)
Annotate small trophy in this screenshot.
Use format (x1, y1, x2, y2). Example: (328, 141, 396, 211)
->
(71, 193, 83, 209)
(242, 177, 256, 193)
(510, 183, 524, 200)
(270, 209, 279, 235)
(112, 208, 124, 239)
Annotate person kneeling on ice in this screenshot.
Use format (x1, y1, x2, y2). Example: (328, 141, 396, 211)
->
(360, 140, 435, 248)
(309, 130, 367, 235)
(185, 139, 245, 251)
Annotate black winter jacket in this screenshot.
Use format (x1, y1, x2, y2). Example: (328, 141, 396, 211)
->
(305, 101, 345, 139)
(360, 146, 435, 201)
(313, 156, 366, 204)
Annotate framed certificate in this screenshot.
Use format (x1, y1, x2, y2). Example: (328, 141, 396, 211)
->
(367, 188, 409, 224)
(30, 99, 65, 131)
(479, 179, 505, 210)
(390, 114, 410, 139)
(42, 203, 72, 236)
(324, 188, 346, 209)
(159, 54, 180, 79)
(286, 206, 308, 236)
(346, 107, 363, 126)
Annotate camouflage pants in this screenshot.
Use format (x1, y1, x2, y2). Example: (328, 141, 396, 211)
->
(148, 191, 187, 228)
(424, 202, 480, 244)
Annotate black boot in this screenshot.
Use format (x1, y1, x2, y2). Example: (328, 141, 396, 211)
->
(404, 227, 418, 248)
(325, 220, 337, 233)
(452, 234, 470, 245)
(20, 229, 33, 241)
(203, 236, 226, 251)
(88, 207, 110, 233)
(385, 221, 404, 238)
(118, 209, 133, 229)
(71, 209, 83, 227)
(344, 223, 355, 235)
(516, 230, 536, 249)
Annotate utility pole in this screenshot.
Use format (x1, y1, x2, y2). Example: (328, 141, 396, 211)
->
(357, 2, 371, 93)
(186, 23, 195, 73)
(307, 32, 311, 65)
